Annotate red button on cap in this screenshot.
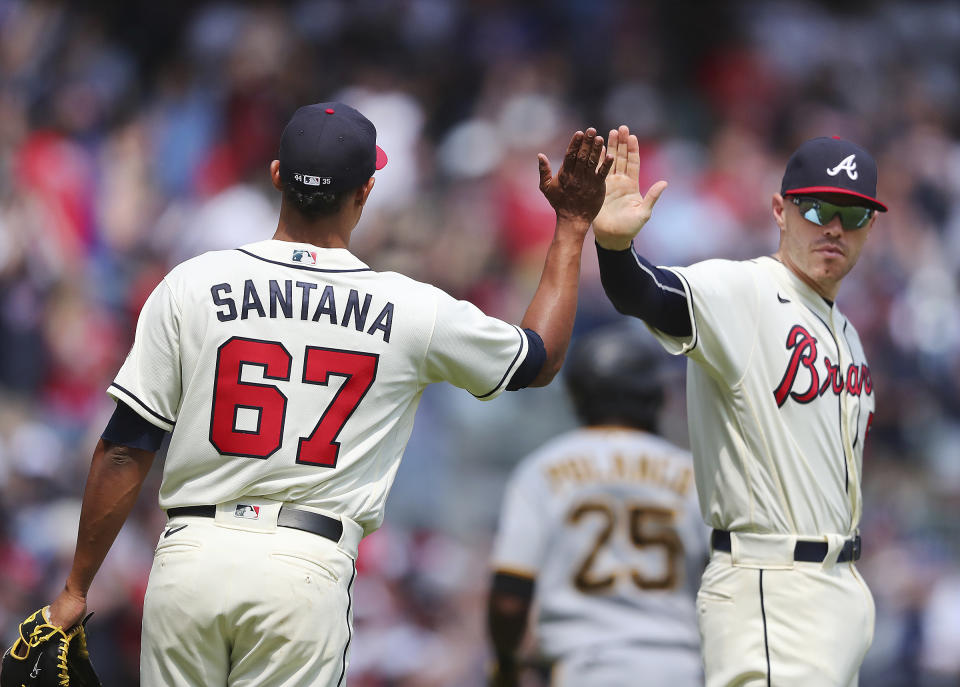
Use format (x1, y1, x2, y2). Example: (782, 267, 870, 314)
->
(326, 108, 335, 114)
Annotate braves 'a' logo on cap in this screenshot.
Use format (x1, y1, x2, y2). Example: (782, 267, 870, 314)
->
(826, 154, 858, 180)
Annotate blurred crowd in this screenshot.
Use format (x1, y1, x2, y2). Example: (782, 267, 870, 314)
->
(0, 0, 959, 685)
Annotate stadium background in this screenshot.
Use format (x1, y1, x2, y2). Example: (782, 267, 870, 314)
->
(0, 1, 958, 685)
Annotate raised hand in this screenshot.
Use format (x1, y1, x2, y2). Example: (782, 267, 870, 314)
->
(593, 124, 668, 250)
(538, 128, 614, 226)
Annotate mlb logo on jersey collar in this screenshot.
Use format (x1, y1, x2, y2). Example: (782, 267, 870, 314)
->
(292, 249, 318, 265)
(234, 504, 261, 520)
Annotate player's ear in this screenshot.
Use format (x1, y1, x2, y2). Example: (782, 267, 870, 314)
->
(270, 160, 283, 191)
(356, 177, 375, 207)
(772, 193, 786, 231)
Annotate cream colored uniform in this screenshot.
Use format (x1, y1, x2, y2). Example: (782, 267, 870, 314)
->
(491, 427, 708, 687)
(650, 256, 876, 687)
(110, 239, 532, 687)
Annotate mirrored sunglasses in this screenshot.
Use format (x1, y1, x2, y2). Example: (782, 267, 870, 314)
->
(790, 196, 874, 230)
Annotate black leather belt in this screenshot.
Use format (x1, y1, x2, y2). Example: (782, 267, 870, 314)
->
(167, 505, 343, 543)
(711, 529, 861, 563)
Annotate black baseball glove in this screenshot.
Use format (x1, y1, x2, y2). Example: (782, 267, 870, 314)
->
(1, 607, 101, 687)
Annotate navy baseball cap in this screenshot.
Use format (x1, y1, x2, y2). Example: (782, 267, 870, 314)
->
(278, 102, 388, 193)
(781, 136, 887, 212)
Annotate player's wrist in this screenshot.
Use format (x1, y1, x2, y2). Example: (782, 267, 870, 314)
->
(595, 234, 633, 251)
(64, 579, 90, 601)
(554, 210, 593, 230)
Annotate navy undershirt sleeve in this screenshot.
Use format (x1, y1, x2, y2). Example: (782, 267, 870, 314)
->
(506, 328, 546, 390)
(102, 400, 168, 452)
(491, 570, 535, 599)
(596, 242, 693, 338)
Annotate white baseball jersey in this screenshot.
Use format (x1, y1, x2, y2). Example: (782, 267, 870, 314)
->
(649, 256, 875, 537)
(491, 427, 707, 660)
(108, 239, 531, 535)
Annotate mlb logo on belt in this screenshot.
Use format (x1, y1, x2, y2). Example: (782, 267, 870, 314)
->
(292, 249, 318, 265)
(234, 504, 261, 520)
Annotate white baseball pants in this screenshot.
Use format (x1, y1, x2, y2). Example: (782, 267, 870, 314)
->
(697, 535, 875, 687)
(140, 499, 363, 687)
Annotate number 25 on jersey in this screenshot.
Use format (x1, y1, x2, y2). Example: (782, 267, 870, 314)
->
(569, 501, 684, 593)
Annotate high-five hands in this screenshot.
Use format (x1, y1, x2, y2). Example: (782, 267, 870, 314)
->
(538, 128, 614, 226)
(593, 125, 668, 250)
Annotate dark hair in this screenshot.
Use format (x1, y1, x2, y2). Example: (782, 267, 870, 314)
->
(283, 184, 348, 219)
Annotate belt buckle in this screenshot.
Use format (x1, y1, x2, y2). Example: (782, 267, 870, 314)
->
(851, 535, 861, 561)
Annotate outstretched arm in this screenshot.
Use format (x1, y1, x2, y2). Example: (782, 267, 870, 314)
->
(520, 129, 614, 387)
(592, 125, 691, 336)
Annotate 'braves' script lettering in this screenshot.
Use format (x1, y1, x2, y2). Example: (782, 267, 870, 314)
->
(774, 325, 819, 407)
(773, 325, 871, 408)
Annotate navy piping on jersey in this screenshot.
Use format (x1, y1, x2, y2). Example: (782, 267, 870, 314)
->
(108, 383, 175, 427)
(475, 326, 525, 399)
(674, 270, 698, 352)
(759, 570, 771, 687)
(506, 328, 545, 391)
(337, 560, 357, 687)
(236, 248, 373, 274)
(841, 321, 863, 451)
(805, 306, 849, 493)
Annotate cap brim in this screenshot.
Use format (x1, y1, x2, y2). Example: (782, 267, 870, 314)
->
(784, 186, 887, 212)
(375, 146, 388, 170)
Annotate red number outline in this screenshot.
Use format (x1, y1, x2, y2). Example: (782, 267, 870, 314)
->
(208, 338, 378, 468)
(297, 347, 379, 468)
(209, 337, 291, 459)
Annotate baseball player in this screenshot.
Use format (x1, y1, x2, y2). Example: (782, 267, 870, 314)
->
(39, 102, 614, 686)
(487, 323, 708, 687)
(591, 126, 884, 686)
